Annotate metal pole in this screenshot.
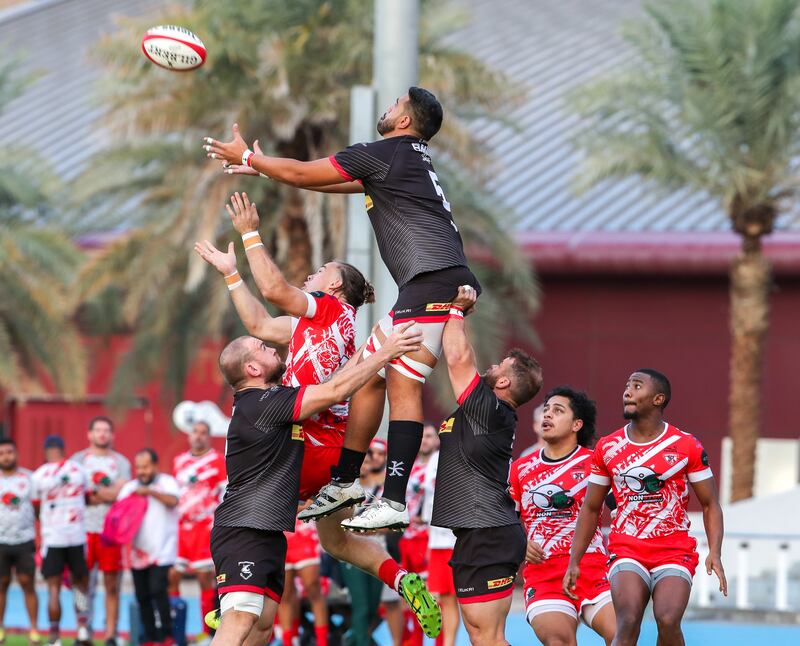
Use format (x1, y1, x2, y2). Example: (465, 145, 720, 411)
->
(736, 542, 750, 609)
(776, 543, 789, 611)
(696, 539, 711, 608)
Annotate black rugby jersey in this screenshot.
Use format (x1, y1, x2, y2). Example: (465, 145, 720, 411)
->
(214, 385, 306, 532)
(331, 136, 469, 288)
(431, 374, 519, 530)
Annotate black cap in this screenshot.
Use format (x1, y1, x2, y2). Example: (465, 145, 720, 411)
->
(43, 435, 65, 450)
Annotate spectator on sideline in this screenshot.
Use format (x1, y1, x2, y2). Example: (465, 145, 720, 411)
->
(32, 436, 92, 646)
(519, 403, 545, 458)
(172, 421, 226, 645)
(118, 449, 180, 646)
(0, 438, 40, 645)
(73, 416, 131, 646)
(421, 446, 460, 646)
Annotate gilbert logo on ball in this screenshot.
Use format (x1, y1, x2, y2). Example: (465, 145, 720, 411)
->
(141, 25, 206, 71)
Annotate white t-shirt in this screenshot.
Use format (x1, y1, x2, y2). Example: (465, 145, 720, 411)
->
(32, 460, 88, 548)
(421, 451, 456, 550)
(118, 474, 180, 569)
(0, 468, 36, 545)
(72, 449, 132, 534)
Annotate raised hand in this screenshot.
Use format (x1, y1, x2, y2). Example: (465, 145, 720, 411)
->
(451, 284, 478, 315)
(225, 191, 260, 235)
(382, 321, 424, 359)
(223, 140, 264, 176)
(203, 123, 250, 167)
(194, 240, 237, 276)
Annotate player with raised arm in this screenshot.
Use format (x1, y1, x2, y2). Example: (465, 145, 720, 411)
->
(510, 387, 615, 646)
(196, 193, 442, 639)
(431, 287, 542, 646)
(564, 370, 727, 646)
(203, 87, 482, 532)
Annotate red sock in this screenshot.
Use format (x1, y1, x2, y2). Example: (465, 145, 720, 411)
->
(201, 588, 217, 635)
(378, 558, 407, 591)
(314, 624, 329, 646)
(282, 625, 297, 646)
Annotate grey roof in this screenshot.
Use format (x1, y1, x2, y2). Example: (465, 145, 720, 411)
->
(0, 0, 162, 182)
(451, 0, 800, 234)
(1, 0, 799, 233)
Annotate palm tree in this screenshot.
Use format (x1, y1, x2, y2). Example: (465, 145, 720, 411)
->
(0, 59, 86, 397)
(75, 0, 538, 404)
(570, 0, 800, 501)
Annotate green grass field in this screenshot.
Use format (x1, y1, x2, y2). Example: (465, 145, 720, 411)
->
(2, 637, 110, 646)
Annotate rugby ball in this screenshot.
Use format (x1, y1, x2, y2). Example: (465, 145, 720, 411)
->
(141, 25, 206, 71)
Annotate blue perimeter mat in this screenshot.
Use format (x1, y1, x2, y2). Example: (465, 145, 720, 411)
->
(4, 588, 800, 645)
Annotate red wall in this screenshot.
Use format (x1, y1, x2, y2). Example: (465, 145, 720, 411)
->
(511, 273, 800, 484)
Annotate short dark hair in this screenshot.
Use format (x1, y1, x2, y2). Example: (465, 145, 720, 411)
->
(89, 415, 114, 431)
(136, 448, 158, 464)
(0, 437, 15, 448)
(635, 368, 672, 409)
(507, 348, 543, 406)
(335, 261, 375, 309)
(545, 386, 597, 448)
(407, 87, 443, 140)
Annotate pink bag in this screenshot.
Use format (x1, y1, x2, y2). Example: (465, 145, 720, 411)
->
(101, 494, 148, 547)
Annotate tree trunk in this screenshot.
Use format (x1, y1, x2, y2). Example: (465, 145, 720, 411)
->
(728, 238, 771, 502)
(275, 188, 312, 287)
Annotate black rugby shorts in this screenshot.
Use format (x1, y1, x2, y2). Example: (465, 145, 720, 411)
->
(450, 523, 526, 603)
(211, 524, 287, 602)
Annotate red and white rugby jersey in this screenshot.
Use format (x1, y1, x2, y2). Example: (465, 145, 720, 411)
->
(282, 291, 356, 448)
(173, 449, 227, 525)
(403, 458, 430, 541)
(589, 422, 713, 540)
(31, 460, 88, 548)
(0, 468, 35, 545)
(510, 446, 605, 558)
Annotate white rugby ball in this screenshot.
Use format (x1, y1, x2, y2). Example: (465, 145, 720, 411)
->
(141, 25, 206, 71)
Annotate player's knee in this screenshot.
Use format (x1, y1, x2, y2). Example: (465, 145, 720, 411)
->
(613, 612, 642, 643)
(653, 606, 683, 634)
(0, 576, 10, 591)
(103, 573, 119, 594)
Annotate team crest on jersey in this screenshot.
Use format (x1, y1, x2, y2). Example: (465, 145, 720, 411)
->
(291, 424, 304, 441)
(663, 450, 680, 465)
(439, 418, 454, 434)
(487, 576, 514, 590)
(239, 561, 254, 580)
(570, 468, 585, 482)
(425, 302, 450, 312)
(525, 587, 536, 601)
(365, 195, 374, 210)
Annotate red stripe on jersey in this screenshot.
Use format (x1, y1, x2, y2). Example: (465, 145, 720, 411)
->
(457, 372, 481, 405)
(293, 386, 307, 421)
(328, 155, 354, 182)
(458, 587, 514, 604)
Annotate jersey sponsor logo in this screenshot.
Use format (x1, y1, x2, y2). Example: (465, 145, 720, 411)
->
(620, 466, 664, 494)
(411, 142, 429, 154)
(425, 302, 450, 312)
(527, 483, 575, 512)
(216, 573, 226, 584)
(1, 492, 20, 507)
(365, 195, 374, 210)
(439, 418, 454, 434)
(291, 424, 304, 441)
(238, 561, 254, 580)
(487, 575, 514, 590)
(92, 471, 112, 487)
(525, 587, 536, 601)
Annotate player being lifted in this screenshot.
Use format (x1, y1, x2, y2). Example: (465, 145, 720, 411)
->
(204, 87, 481, 531)
(510, 387, 616, 646)
(565, 370, 727, 646)
(195, 192, 442, 639)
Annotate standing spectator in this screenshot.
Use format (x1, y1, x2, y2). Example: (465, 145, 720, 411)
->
(398, 423, 439, 646)
(0, 438, 40, 645)
(519, 403, 545, 458)
(172, 421, 226, 644)
(421, 448, 459, 646)
(72, 416, 131, 646)
(32, 436, 91, 646)
(118, 449, 180, 646)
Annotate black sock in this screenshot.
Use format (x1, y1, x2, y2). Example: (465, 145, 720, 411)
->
(382, 421, 423, 505)
(331, 448, 367, 484)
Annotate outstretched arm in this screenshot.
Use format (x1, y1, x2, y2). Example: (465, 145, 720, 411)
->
(692, 477, 728, 596)
(442, 285, 479, 400)
(226, 192, 312, 318)
(563, 482, 609, 599)
(193, 239, 293, 345)
(204, 125, 349, 188)
(298, 322, 423, 419)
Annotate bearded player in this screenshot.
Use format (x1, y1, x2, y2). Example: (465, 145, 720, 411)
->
(565, 370, 727, 646)
(510, 387, 615, 646)
(195, 192, 442, 639)
(204, 87, 481, 532)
